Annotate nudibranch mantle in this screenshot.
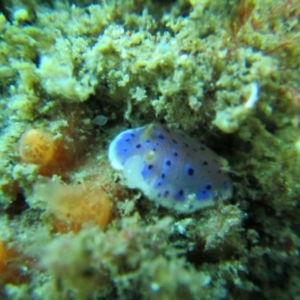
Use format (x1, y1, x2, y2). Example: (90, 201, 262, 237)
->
(108, 123, 232, 213)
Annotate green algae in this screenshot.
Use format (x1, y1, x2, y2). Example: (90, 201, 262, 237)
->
(0, 0, 300, 299)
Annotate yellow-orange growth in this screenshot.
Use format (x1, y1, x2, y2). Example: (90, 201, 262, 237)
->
(18, 128, 76, 177)
(19, 129, 55, 166)
(33, 181, 112, 233)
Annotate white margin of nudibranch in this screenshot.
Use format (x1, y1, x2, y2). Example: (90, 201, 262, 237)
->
(108, 129, 133, 171)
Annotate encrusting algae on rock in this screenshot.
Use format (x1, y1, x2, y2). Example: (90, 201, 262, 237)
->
(1, 0, 300, 299)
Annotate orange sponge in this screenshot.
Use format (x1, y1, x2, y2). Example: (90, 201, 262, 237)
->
(18, 128, 77, 177)
(33, 180, 112, 233)
(19, 129, 55, 166)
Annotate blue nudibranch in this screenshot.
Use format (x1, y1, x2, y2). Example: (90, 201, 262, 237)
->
(108, 124, 232, 213)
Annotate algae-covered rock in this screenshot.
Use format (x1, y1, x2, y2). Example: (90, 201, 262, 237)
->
(1, 0, 300, 299)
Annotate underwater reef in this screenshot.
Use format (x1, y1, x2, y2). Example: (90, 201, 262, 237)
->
(0, 0, 300, 299)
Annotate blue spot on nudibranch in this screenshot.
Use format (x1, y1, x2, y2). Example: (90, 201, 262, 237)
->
(141, 164, 154, 179)
(172, 149, 179, 157)
(185, 164, 195, 176)
(158, 133, 164, 139)
(154, 172, 167, 189)
(174, 189, 185, 201)
(154, 180, 163, 189)
(196, 189, 211, 201)
(163, 190, 169, 198)
(196, 183, 213, 201)
(162, 158, 173, 174)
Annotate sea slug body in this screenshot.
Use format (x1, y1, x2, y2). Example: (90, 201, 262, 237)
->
(108, 124, 232, 213)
